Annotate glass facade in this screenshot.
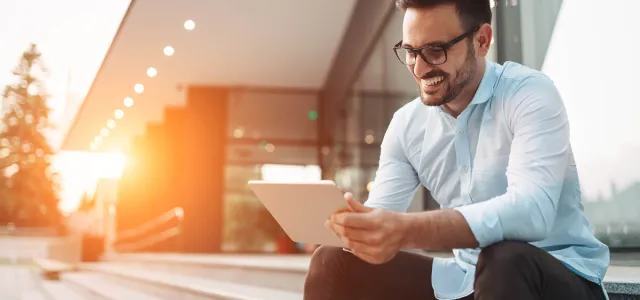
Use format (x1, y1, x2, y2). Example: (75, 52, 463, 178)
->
(505, 0, 640, 248)
(219, 1, 639, 251)
(223, 89, 320, 252)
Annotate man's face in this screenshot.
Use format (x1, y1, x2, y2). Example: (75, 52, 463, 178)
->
(402, 4, 478, 106)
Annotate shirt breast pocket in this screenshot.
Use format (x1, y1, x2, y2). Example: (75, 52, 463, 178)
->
(470, 155, 510, 203)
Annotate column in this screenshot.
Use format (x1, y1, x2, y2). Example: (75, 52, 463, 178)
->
(180, 86, 228, 253)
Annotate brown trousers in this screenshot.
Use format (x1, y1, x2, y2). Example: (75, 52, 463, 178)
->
(303, 241, 606, 300)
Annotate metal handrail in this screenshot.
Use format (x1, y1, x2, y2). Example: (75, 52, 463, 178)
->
(114, 226, 182, 252)
(115, 207, 184, 242)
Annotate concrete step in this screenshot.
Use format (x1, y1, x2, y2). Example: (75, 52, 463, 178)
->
(106, 253, 309, 293)
(604, 265, 640, 300)
(82, 262, 303, 300)
(39, 279, 99, 300)
(62, 271, 164, 300)
(107, 252, 640, 299)
(0, 265, 50, 300)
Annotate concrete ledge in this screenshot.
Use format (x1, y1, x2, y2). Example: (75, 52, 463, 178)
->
(33, 258, 78, 281)
(82, 262, 303, 300)
(604, 266, 640, 298)
(107, 252, 311, 274)
(111, 252, 640, 297)
(63, 272, 163, 300)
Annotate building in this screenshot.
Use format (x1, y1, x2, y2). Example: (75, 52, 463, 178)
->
(61, 0, 640, 252)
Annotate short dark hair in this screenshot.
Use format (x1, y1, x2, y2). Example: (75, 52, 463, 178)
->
(395, 0, 492, 31)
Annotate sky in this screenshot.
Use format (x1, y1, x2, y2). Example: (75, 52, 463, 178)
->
(0, 0, 131, 212)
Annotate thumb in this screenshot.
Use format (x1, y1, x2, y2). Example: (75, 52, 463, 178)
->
(344, 192, 372, 212)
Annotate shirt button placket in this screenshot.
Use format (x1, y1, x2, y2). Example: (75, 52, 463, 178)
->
(454, 110, 473, 204)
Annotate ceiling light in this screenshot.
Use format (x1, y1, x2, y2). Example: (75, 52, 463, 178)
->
(233, 127, 245, 138)
(265, 143, 275, 153)
(147, 67, 157, 78)
(114, 109, 124, 119)
(107, 119, 116, 129)
(365, 134, 375, 145)
(94, 136, 103, 143)
(124, 97, 134, 107)
(184, 20, 196, 30)
(134, 84, 144, 94)
(164, 46, 174, 56)
(101, 128, 109, 137)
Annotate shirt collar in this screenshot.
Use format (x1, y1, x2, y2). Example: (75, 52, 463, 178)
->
(469, 58, 498, 106)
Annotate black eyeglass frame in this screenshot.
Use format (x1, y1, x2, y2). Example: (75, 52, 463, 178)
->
(393, 26, 480, 66)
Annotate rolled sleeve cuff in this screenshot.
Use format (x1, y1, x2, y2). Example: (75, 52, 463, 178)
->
(454, 201, 505, 248)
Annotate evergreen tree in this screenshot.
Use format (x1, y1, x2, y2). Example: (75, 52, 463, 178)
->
(0, 44, 62, 229)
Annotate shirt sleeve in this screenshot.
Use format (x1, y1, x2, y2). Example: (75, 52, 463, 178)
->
(455, 75, 570, 247)
(364, 111, 421, 212)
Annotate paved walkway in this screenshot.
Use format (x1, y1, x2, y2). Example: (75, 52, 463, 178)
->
(0, 264, 47, 300)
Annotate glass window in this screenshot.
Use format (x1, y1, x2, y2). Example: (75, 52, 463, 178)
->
(515, 0, 639, 248)
(326, 10, 420, 201)
(227, 91, 319, 141)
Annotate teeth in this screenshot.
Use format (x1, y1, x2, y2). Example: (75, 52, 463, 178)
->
(425, 76, 444, 86)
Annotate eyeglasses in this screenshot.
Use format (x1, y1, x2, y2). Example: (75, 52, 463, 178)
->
(393, 26, 480, 66)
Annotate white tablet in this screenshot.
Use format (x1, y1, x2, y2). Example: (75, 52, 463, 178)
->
(247, 180, 348, 248)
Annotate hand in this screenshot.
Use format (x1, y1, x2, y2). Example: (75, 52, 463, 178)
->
(325, 192, 408, 264)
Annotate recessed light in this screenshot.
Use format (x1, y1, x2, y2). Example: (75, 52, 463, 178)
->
(115, 109, 124, 119)
(101, 128, 109, 137)
(124, 97, 134, 107)
(134, 84, 144, 94)
(184, 20, 196, 30)
(164, 46, 174, 56)
(265, 143, 275, 153)
(94, 136, 103, 143)
(364, 134, 375, 144)
(147, 67, 157, 77)
(107, 119, 116, 129)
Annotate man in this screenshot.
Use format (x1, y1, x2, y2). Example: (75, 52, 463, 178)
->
(303, 1, 610, 299)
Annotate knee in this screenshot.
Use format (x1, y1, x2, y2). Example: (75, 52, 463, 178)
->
(307, 246, 349, 276)
(476, 241, 536, 278)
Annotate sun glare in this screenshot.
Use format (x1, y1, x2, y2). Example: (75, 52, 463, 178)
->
(53, 151, 127, 213)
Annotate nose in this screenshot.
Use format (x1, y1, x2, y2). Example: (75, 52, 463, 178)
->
(412, 56, 433, 79)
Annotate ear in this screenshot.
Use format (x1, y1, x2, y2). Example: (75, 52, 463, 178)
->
(475, 24, 493, 57)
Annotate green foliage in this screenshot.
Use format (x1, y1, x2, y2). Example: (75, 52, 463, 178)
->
(0, 44, 62, 230)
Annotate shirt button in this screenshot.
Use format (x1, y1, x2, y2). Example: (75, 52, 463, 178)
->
(462, 166, 469, 173)
(457, 129, 464, 135)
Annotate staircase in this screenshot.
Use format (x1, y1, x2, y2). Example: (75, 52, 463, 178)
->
(33, 253, 306, 299)
(29, 251, 640, 300)
(24, 207, 640, 300)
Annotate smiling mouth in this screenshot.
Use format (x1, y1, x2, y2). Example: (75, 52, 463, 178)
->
(424, 76, 444, 86)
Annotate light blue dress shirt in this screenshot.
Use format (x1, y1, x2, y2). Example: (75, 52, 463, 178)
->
(364, 59, 610, 300)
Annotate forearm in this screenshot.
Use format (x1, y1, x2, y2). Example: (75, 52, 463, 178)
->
(399, 209, 479, 250)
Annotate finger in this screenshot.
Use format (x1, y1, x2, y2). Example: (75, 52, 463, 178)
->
(333, 211, 376, 229)
(331, 222, 370, 244)
(325, 220, 345, 240)
(344, 193, 372, 213)
(351, 245, 394, 265)
(352, 248, 385, 265)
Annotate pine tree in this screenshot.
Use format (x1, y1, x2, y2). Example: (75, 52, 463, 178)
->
(0, 44, 62, 229)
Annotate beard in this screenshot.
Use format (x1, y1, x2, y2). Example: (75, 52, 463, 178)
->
(419, 43, 478, 107)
